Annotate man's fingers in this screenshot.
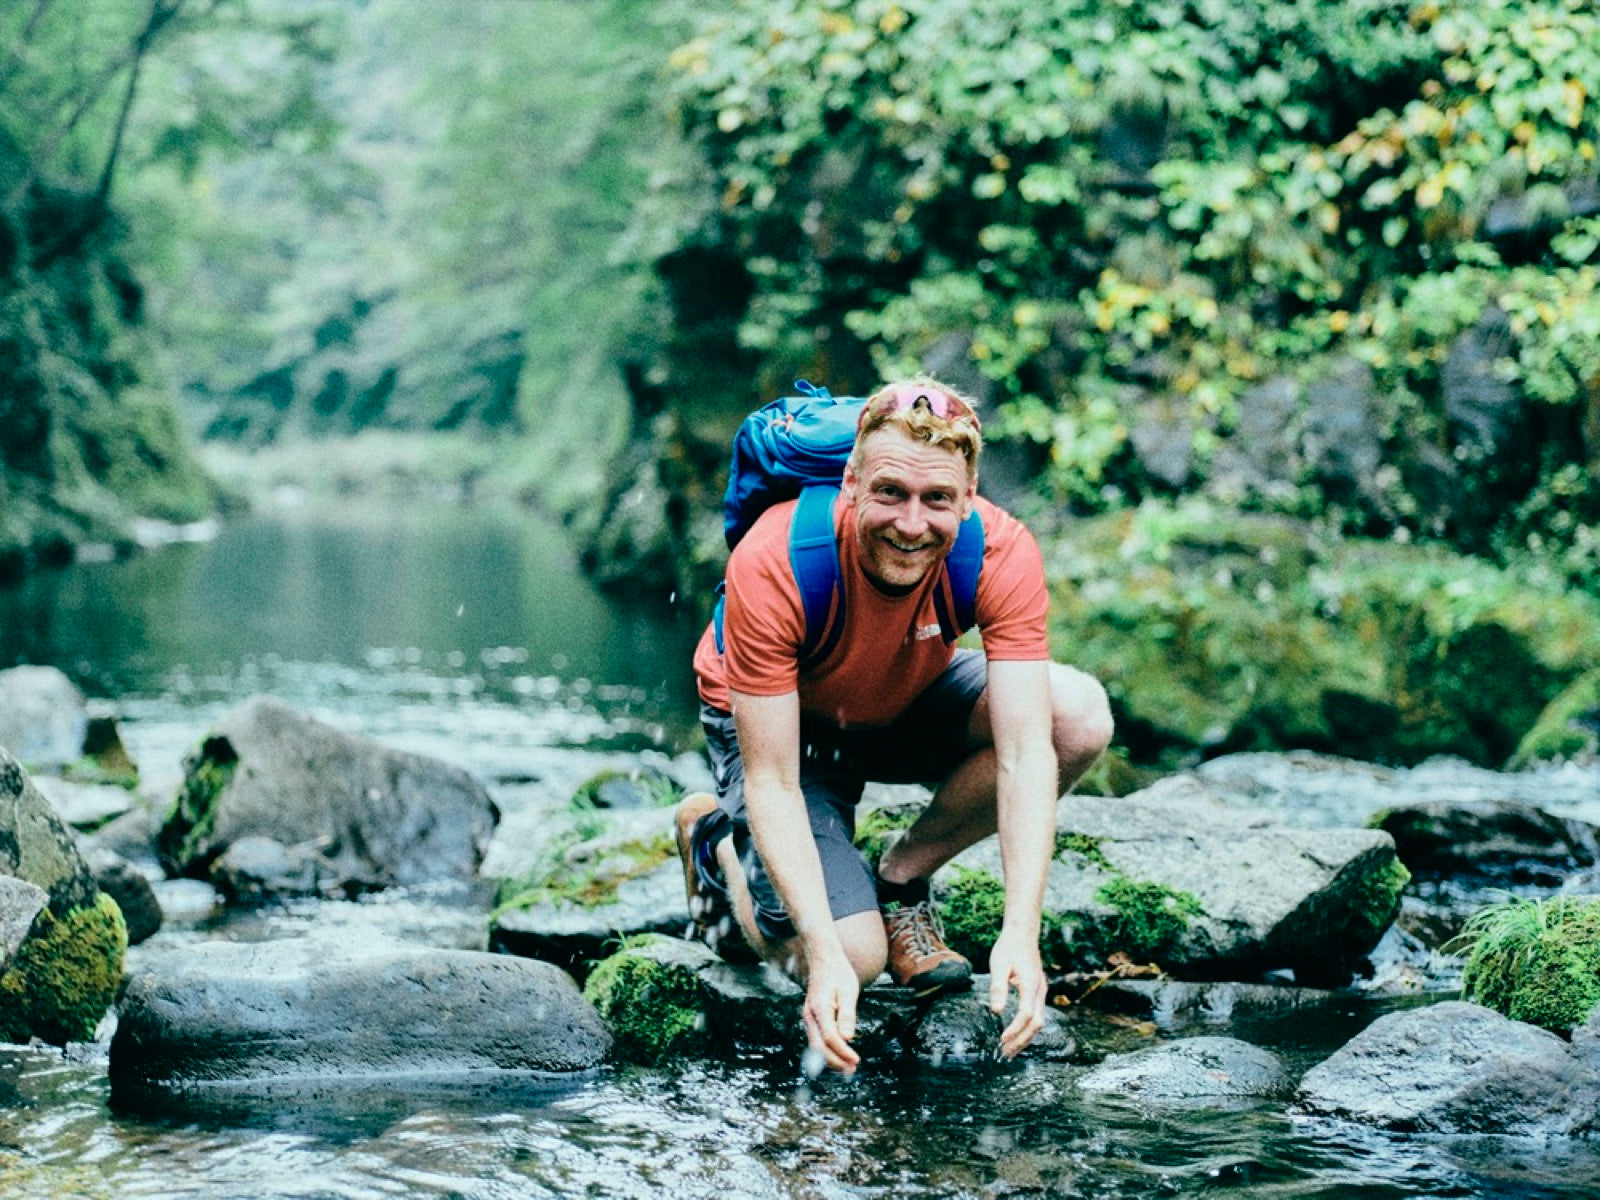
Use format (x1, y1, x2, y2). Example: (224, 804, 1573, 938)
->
(803, 992, 860, 1074)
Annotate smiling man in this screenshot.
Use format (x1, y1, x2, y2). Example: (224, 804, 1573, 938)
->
(678, 377, 1114, 1074)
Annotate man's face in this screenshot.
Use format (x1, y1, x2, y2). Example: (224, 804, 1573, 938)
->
(841, 427, 975, 591)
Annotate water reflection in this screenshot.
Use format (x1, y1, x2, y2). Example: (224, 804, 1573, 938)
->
(0, 499, 704, 755)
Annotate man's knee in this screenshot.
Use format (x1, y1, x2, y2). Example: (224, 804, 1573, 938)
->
(835, 909, 888, 986)
(1049, 663, 1114, 764)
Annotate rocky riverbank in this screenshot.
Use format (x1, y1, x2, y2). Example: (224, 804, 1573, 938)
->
(5, 661, 1600, 1147)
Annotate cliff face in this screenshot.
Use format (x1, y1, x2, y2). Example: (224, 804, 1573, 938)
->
(0, 141, 214, 578)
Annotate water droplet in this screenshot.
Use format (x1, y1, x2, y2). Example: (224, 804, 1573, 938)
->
(801, 1047, 826, 1079)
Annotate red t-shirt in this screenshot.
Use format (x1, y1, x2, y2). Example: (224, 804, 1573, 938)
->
(693, 493, 1050, 728)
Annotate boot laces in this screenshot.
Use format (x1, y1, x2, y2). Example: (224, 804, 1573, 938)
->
(888, 899, 945, 956)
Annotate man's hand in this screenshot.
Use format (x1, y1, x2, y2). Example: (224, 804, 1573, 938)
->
(801, 943, 862, 1075)
(987, 924, 1048, 1059)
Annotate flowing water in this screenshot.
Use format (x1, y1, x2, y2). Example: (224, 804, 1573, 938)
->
(2, 497, 1599, 1199)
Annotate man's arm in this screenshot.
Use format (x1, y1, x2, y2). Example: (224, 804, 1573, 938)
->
(983, 658, 1059, 1058)
(730, 688, 862, 1074)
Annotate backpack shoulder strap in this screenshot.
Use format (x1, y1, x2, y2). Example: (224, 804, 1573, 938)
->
(932, 510, 986, 643)
(790, 484, 845, 669)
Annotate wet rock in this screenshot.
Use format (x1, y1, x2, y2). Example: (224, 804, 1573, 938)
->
(1296, 1000, 1600, 1137)
(488, 806, 687, 977)
(1374, 800, 1600, 885)
(0, 666, 89, 772)
(1078, 1035, 1291, 1099)
(109, 936, 609, 1097)
(158, 695, 498, 897)
(208, 835, 343, 905)
(912, 990, 1076, 1065)
(1192, 750, 1600, 831)
(31, 776, 134, 830)
(940, 786, 1406, 987)
(572, 765, 680, 810)
(0, 746, 126, 1045)
(86, 850, 162, 946)
(0, 875, 47, 964)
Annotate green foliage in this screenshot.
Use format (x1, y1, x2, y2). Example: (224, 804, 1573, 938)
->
(1455, 895, 1600, 1035)
(0, 892, 127, 1046)
(1511, 668, 1600, 766)
(650, 0, 1600, 580)
(1051, 498, 1600, 768)
(1054, 832, 1111, 870)
(582, 935, 707, 1064)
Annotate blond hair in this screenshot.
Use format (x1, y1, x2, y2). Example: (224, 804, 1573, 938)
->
(849, 376, 983, 483)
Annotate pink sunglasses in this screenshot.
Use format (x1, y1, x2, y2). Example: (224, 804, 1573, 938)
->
(861, 385, 981, 430)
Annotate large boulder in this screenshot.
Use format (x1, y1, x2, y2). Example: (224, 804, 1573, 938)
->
(0, 665, 89, 772)
(1297, 1001, 1600, 1137)
(0, 748, 127, 1044)
(109, 936, 610, 1098)
(157, 695, 498, 897)
(935, 783, 1407, 986)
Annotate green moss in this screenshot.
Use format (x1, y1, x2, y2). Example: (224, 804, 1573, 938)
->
(1055, 832, 1112, 871)
(1351, 855, 1411, 942)
(938, 866, 1007, 969)
(571, 768, 683, 811)
(0, 892, 127, 1045)
(1511, 668, 1600, 767)
(494, 832, 675, 915)
(582, 936, 706, 1064)
(1457, 896, 1600, 1035)
(1094, 877, 1204, 964)
(157, 736, 237, 875)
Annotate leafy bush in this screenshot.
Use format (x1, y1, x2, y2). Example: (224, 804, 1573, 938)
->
(1455, 896, 1600, 1035)
(651, 0, 1600, 580)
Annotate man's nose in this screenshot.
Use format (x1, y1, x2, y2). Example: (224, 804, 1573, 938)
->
(893, 500, 930, 535)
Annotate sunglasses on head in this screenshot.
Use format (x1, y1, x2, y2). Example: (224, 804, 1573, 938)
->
(862, 385, 981, 429)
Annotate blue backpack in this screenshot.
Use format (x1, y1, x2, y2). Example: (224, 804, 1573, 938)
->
(712, 381, 985, 669)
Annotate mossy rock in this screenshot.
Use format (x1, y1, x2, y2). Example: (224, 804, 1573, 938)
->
(1511, 668, 1600, 767)
(571, 767, 682, 811)
(0, 891, 127, 1045)
(156, 735, 237, 877)
(582, 935, 709, 1065)
(1459, 896, 1600, 1035)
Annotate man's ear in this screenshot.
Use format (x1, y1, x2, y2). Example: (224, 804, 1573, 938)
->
(841, 463, 859, 504)
(961, 474, 978, 520)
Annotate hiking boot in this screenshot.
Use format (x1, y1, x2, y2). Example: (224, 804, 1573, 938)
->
(674, 792, 755, 963)
(882, 891, 973, 997)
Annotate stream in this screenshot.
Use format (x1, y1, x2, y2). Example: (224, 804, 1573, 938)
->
(2, 496, 1598, 1199)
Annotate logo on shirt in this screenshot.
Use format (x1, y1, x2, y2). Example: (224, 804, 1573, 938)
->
(913, 623, 943, 641)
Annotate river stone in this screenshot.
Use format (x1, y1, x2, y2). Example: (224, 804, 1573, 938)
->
(943, 787, 1404, 986)
(158, 695, 498, 895)
(912, 990, 1077, 1065)
(1078, 1035, 1291, 1099)
(1, 748, 99, 914)
(32, 776, 134, 830)
(0, 875, 47, 965)
(0, 666, 90, 772)
(1192, 750, 1600, 831)
(109, 937, 610, 1095)
(86, 850, 162, 946)
(488, 805, 688, 977)
(1373, 799, 1600, 884)
(1296, 1000, 1600, 1137)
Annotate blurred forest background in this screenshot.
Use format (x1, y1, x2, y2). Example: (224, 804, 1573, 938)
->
(2, 0, 1598, 774)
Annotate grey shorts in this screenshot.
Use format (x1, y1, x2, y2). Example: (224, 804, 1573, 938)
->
(701, 648, 988, 941)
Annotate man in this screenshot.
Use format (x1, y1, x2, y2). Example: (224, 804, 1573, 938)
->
(677, 377, 1114, 1074)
